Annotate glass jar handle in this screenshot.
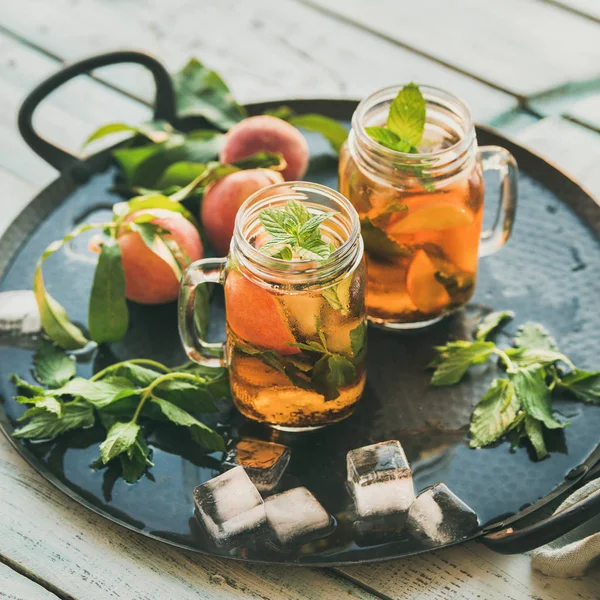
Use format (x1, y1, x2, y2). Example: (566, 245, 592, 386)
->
(178, 258, 227, 368)
(478, 145, 518, 257)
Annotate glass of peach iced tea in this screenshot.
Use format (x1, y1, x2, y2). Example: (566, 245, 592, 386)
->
(179, 182, 367, 431)
(339, 84, 518, 330)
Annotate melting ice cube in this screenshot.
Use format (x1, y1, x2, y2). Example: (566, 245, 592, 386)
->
(0, 291, 41, 346)
(407, 483, 479, 546)
(193, 466, 266, 545)
(265, 487, 332, 546)
(347, 440, 415, 519)
(223, 438, 291, 493)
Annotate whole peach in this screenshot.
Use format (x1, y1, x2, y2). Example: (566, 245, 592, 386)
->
(219, 115, 309, 181)
(118, 209, 203, 304)
(201, 168, 284, 256)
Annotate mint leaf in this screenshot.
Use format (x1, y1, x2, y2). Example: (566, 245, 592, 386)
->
(475, 310, 514, 341)
(505, 347, 573, 370)
(96, 363, 162, 387)
(155, 378, 219, 414)
(312, 354, 356, 401)
(365, 127, 411, 152)
(524, 415, 547, 460)
(150, 396, 225, 452)
(18, 396, 63, 421)
(52, 377, 133, 407)
(360, 217, 410, 260)
(298, 213, 332, 239)
(387, 83, 426, 147)
(172, 57, 246, 130)
(11, 374, 45, 397)
(350, 320, 367, 358)
(559, 369, 600, 404)
(89, 239, 129, 345)
(258, 200, 336, 261)
(509, 367, 566, 430)
(100, 421, 140, 464)
(286, 199, 311, 225)
(288, 113, 348, 155)
(33, 341, 75, 388)
(322, 286, 344, 313)
(120, 434, 154, 483)
(514, 322, 558, 352)
(429, 340, 496, 386)
(470, 378, 520, 447)
(14, 401, 94, 440)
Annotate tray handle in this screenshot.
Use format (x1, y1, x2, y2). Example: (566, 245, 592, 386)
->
(482, 476, 600, 554)
(18, 50, 176, 179)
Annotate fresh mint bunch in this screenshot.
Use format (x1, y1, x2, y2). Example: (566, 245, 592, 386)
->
(366, 83, 426, 153)
(429, 311, 599, 459)
(259, 199, 336, 261)
(12, 341, 228, 483)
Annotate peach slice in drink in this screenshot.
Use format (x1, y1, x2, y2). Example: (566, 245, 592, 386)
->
(389, 201, 474, 235)
(406, 250, 451, 313)
(225, 270, 299, 355)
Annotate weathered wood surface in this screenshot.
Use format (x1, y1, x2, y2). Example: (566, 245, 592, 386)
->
(517, 116, 600, 200)
(304, 0, 600, 97)
(1, 0, 600, 597)
(0, 562, 60, 600)
(0, 0, 516, 120)
(340, 543, 600, 600)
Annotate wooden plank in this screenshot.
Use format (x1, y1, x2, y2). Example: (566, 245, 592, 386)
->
(0, 562, 61, 600)
(488, 109, 540, 136)
(564, 95, 600, 131)
(339, 543, 600, 600)
(544, 0, 600, 20)
(0, 166, 39, 238)
(0, 434, 377, 600)
(0, 0, 517, 121)
(304, 0, 600, 97)
(525, 79, 600, 132)
(517, 116, 600, 200)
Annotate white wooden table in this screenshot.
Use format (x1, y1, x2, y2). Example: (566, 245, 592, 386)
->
(1, 1, 599, 598)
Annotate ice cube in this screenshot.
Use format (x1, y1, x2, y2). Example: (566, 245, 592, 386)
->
(407, 483, 479, 546)
(265, 487, 332, 546)
(347, 440, 415, 519)
(193, 466, 266, 545)
(222, 438, 291, 493)
(0, 291, 41, 338)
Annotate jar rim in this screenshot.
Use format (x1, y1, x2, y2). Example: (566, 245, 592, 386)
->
(232, 181, 362, 284)
(352, 84, 475, 162)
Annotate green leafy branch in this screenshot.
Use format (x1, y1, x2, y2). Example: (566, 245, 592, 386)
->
(429, 311, 600, 459)
(12, 342, 228, 483)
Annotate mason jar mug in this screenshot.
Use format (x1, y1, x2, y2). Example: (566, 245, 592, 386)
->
(339, 85, 518, 330)
(179, 182, 367, 431)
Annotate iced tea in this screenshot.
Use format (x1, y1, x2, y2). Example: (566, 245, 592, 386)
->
(340, 147, 484, 325)
(179, 182, 367, 431)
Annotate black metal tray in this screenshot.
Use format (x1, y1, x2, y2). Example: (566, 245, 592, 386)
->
(1, 52, 599, 566)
